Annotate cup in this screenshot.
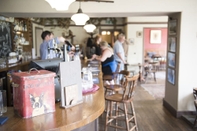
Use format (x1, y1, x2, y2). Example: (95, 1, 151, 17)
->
(0, 90, 7, 113)
(0, 92, 3, 116)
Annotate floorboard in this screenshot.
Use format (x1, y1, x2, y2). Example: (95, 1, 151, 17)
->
(99, 84, 194, 131)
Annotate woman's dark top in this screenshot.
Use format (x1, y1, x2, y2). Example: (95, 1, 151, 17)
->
(86, 38, 95, 58)
(101, 54, 117, 78)
(92, 44, 101, 56)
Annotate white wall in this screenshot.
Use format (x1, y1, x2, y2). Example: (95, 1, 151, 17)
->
(126, 16, 168, 64)
(44, 26, 90, 46)
(32, 23, 44, 48)
(44, 25, 125, 46)
(32, 23, 44, 57)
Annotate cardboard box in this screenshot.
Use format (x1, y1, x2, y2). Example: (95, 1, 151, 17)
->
(11, 70, 56, 118)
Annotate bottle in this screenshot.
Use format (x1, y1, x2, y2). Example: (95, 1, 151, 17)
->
(87, 66, 93, 88)
(24, 22, 27, 31)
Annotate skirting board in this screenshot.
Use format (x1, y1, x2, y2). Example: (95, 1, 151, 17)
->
(163, 99, 196, 118)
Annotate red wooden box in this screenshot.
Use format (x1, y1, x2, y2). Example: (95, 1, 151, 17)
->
(11, 70, 56, 118)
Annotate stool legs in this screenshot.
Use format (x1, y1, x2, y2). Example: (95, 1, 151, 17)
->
(130, 102, 138, 131)
(105, 101, 110, 131)
(105, 101, 138, 131)
(115, 102, 119, 131)
(124, 103, 130, 130)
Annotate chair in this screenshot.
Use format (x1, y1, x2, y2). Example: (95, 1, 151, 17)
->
(144, 63, 156, 83)
(105, 74, 139, 131)
(193, 88, 197, 99)
(193, 100, 197, 127)
(104, 70, 130, 96)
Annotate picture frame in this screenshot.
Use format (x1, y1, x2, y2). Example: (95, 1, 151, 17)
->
(150, 30, 161, 44)
(168, 52, 175, 68)
(167, 68, 175, 85)
(169, 19, 177, 35)
(136, 31, 142, 38)
(168, 37, 176, 52)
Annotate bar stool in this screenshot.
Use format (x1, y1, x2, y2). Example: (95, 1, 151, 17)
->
(105, 74, 139, 131)
(104, 70, 130, 95)
(102, 70, 130, 117)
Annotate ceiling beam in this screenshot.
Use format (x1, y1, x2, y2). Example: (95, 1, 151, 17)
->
(76, 0, 114, 3)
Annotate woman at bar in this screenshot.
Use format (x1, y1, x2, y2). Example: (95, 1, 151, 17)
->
(91, 41, 117, 85)
(92, 35, 102, 56)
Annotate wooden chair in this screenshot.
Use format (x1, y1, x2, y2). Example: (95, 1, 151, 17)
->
(104, 70, 130, 96)
(193, 88, 197, 99)
(105, 74, 139, 131)
(194, 100, 197, 128)
(144, 64, 156, 83)
(102, 62, 122, 95)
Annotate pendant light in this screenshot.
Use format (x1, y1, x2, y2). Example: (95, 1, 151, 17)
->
(84, 24, 96, 33)
(71, 2, 89, 25)
(45, 0, 75, 11)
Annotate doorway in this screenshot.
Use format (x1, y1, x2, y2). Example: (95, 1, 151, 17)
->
(100, 29, 122, 47)
(141, 27, 168, 99)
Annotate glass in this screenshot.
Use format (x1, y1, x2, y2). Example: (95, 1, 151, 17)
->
(0, 90, 7, 113)
(0, 58, 7, 69)
(82, 67, 93, 90)
(0, 92, 3, 116)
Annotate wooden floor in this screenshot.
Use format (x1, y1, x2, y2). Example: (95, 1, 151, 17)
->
(99, 83, 195, 131)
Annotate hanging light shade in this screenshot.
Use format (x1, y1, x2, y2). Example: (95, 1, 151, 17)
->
(71, 2, 89, 25)
(84, 24, 96, 33)
(45, 0, 75, 11)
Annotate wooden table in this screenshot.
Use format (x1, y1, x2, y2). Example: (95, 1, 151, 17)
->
(0, 81, 105, 131)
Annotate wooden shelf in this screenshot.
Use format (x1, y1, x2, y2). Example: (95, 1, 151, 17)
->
(12, 18, 33, 53)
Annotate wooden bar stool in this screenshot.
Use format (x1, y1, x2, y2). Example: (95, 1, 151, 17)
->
(102, 70, 130, 116)
(104, 70, 130, 95)
(105, 74, 139, 131)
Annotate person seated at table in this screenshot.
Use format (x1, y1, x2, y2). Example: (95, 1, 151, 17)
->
(91, 41, 117, 85)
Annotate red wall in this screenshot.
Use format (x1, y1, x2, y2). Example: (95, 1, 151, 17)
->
(144, 28, 167, 50)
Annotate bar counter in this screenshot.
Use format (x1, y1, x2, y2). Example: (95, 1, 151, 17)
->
(0, 70, 105, 131)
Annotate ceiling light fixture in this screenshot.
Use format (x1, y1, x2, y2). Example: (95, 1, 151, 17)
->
(84, 24, 96, 33)
(107, 31, 111, 35)
(71, 2, 89, 25)
(45, 0, 75, 11)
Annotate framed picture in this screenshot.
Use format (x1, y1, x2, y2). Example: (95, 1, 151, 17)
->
(136, 31, 142, 38)
(169, 19, 177, 35)
(168, 37, 176, 52)
(168, 52, 175, 68)
(168, 68, 175, 85)
(150, 30, 161, 44)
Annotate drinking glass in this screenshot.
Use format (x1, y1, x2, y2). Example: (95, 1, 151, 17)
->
(0, 90, 7, 113)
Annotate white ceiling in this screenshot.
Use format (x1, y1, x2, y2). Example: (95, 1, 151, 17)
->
(1, 12, 175, 18)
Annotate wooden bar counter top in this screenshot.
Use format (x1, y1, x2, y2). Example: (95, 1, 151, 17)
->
(0, 77, 105, 131)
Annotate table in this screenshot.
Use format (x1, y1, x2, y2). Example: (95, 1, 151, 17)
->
(0, 79, 105, 131)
